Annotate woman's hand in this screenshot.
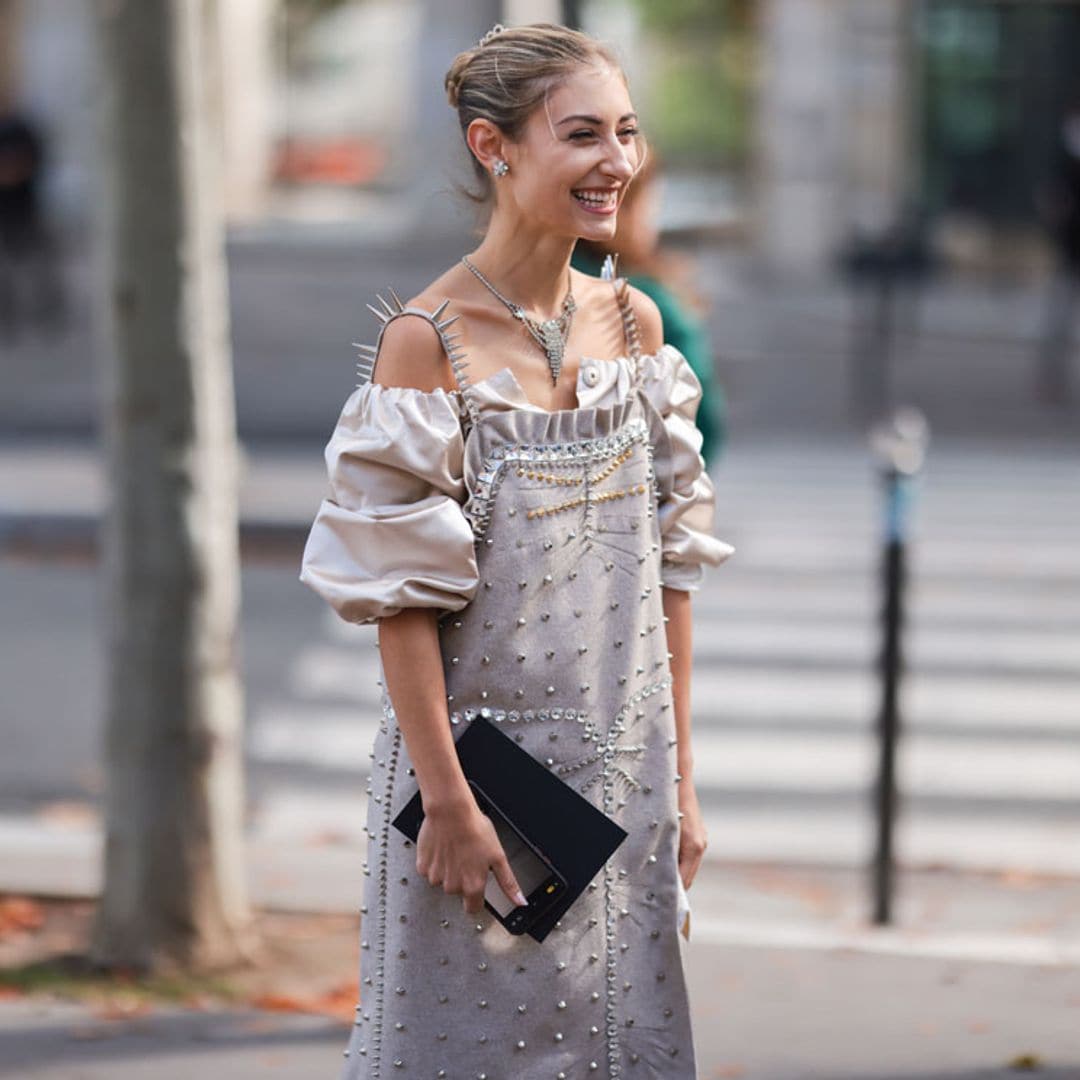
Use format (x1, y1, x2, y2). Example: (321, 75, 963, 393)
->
(677, 777, 708, 890)
(416, 793, 528, 915)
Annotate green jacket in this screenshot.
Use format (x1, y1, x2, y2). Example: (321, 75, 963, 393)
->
(571, 248, 725, 464)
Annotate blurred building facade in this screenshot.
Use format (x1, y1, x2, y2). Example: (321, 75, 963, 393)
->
(2, 0, 1078, 270)
(758, 0, 1080, 273)
(756, 0, 913, 270)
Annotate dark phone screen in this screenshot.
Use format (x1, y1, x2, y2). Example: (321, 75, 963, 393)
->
(479, 799, 553, 916)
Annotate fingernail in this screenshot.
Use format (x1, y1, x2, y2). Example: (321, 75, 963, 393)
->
(515, 890, 527, 906)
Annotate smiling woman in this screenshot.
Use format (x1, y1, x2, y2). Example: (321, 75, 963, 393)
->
(299, 20, 733, 1080)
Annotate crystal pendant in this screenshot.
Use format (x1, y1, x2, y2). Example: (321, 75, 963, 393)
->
(540, 320, 564, 383)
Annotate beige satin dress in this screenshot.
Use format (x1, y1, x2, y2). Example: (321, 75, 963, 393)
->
(300, 280, 733, 1079)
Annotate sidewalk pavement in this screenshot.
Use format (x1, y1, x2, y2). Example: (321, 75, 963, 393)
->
(3, 883, 1079, 1080)
(2, 808, 1080, 1077)
(0, 443, 322, 553)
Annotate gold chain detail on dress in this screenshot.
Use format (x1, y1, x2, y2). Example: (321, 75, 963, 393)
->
(516, 466, 582, 486)
(525, 482, 647, 520)
(516, 445, 635, 488)
(588, 445, 634, 485)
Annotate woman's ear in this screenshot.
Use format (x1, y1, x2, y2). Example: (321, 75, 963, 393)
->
(466, 118, 506, 173)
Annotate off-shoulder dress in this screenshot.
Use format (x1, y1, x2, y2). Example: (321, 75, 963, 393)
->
(300, 279, 734, 1080)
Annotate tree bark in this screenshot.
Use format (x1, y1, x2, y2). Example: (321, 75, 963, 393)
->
(91, 0, 250, 972)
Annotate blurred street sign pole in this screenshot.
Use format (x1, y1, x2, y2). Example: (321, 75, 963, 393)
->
(868, 406, 929, 926)
(92, 0, 251, 971)
(840, 219, 934, 424)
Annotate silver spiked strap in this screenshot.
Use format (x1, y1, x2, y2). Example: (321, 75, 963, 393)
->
(353, 286, 480, 431)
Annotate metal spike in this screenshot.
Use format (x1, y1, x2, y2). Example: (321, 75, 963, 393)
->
(432, 298, 451, 320)
(387, 286, 406, 311)
(375, 293, 396, 316)
(366, 303, 390, 324)
(436, 313, 460, 331)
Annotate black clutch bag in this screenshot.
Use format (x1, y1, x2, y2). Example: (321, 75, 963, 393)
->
(390, 714, 628, 943)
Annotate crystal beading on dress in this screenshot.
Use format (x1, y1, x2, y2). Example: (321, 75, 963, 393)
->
(299, 274, 734, 1079)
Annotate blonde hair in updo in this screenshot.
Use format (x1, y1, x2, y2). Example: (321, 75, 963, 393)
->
(443, 22, 639, 207)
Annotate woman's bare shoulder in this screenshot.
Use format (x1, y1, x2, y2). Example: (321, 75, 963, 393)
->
(363, 268, 474, 392)
(369, 314, 454, 393)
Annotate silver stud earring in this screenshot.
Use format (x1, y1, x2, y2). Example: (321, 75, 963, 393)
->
(493, 158, 509, 177)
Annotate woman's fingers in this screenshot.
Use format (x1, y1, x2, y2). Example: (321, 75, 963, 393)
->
(490, 853, 528, 909)
(462, 874, 487, 914)
(416, 808, 526, 915)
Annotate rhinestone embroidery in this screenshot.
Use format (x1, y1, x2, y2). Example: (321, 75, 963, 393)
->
(555, 676, 673, 800)
(469, 418, 649, 539)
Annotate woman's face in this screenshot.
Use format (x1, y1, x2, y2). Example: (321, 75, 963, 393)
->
(502, 65, 644, 241)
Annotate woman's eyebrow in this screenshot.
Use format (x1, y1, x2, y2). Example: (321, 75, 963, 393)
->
(557, 112, 638, 126)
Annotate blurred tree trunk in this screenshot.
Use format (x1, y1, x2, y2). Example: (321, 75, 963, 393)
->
(91, 0, 251, 971)
(0, 0, 20, 110)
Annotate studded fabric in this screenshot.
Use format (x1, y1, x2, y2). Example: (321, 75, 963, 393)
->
(327, 281, 728, 1079)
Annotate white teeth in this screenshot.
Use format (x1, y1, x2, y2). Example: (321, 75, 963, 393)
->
(573, 190, 616, 207)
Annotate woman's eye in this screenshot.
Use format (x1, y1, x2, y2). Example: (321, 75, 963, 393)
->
(569, 128, 641, 141)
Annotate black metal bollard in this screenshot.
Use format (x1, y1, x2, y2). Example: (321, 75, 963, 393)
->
(868, 407, 929, 926)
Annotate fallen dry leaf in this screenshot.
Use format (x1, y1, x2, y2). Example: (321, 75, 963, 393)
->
(249, 980, 356, 1023)
(1007, 1051, 1044, 1070)
(309, 981, 357, 1023)
(250, 992, 309, 1014)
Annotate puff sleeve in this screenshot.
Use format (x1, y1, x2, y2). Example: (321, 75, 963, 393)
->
(299, 383, 480, 623)
(642, 345, 735, 591)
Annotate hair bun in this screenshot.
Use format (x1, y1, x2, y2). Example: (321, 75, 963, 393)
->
(444, 58, 468, 109)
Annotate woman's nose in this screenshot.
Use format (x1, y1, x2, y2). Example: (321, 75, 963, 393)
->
(602, 138, 636, 182)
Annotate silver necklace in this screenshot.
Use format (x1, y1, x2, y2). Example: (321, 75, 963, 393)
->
(461, 256, 576, 385)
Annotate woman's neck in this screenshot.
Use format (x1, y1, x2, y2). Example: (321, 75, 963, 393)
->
(466, 222, 578, 320)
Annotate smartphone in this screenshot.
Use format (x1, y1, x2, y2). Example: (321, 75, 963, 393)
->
(468, 779, 567, 935)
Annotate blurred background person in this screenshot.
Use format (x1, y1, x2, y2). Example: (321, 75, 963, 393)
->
(0, 108, 66, 342)
(572, 148, 727, 465)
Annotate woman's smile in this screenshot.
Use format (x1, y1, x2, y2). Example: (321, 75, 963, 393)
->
(572, 187, 619, 214)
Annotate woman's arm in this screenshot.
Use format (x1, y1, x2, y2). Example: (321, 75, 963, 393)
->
(662, 586, 708, 889)
(377, 608, 471, 813)
(661, 588, 694, 782)
(372, 317, 527, 915)
(625, 282, 710, 889)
